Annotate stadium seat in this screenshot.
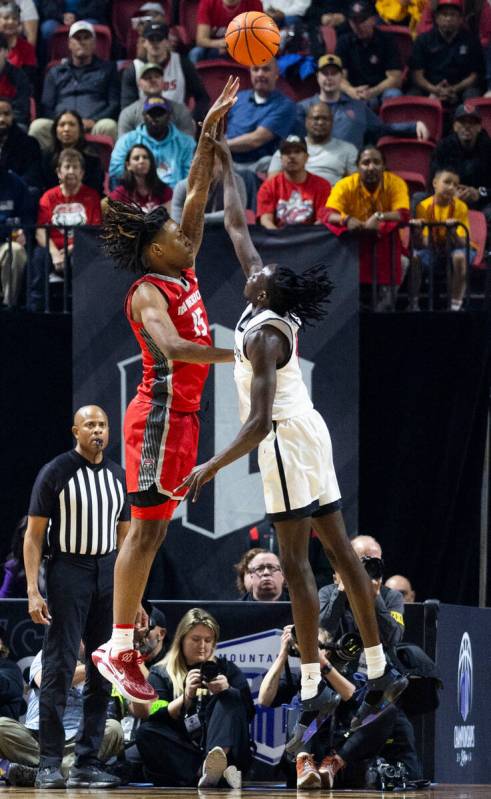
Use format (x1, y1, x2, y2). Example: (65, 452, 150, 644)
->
(321, 25, 336, 53)
(196, 59, 252, 101)
(378, 137, 435, 183)
(85, 133, 114, 172)
(468, 210, 487, 269)
(394, 170, 427, 195)
(464, 98, 491, 139)
(176, 0, 199, 47)
(380, 96, 443, 141)
(379, 25, 413, 68)
(48, 24, 112, 61)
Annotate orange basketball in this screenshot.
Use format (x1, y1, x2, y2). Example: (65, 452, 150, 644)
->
(225, 11, 280, 67)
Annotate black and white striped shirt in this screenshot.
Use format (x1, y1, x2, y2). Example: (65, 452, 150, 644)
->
(29, 450, 130, 556)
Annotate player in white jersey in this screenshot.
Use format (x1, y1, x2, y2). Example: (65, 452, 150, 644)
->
(179, 133, 407, 735)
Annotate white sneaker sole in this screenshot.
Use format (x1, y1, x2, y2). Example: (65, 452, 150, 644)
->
(297, 771, 322, 790)
(223, 765, 241, 789)
(93, 645, 154, 704)
(198, 747, 227, 789)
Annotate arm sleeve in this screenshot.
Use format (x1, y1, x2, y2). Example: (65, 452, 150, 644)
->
(455, 201, 470, 239)
(36, 191, 52, 226)
(120, 63, 138, 109)
(180, 55, 210, 122)
(261, 97, 297, 138)
(40, 68, 57, 118)
(197, 0, 212, 25)
(224, 660, 255, 722)
(109, 134, 132, 179)
(12, 68, 30, 126)
(256, 178, 277, 216)
(408, 34, 427, 71)
(323, 178, 350, 214)
(314, 177, 331, 217)
(268, 149, 282, 174)
(319, 583, 349, 635)
(388, 174, 410, 210)
(382, 32, 402, 70)
(28, 462, 58, 518)
(93, 63, 120, 121)
(375, 588, 405, 646)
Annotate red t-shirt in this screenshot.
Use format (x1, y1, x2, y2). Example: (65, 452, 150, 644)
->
(197, 0, 263, 38)
(37, 184, 102, 249)
(257, 172, 332, 227)
(109, 183, 173, 213)
(8, 36, 37, 68)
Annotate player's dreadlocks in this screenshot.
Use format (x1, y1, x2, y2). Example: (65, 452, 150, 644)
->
(102, 198, 170, 273)
(268, 264, 334, 326)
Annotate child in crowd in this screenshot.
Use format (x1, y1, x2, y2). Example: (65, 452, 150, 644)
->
(411, 167, 476, 311)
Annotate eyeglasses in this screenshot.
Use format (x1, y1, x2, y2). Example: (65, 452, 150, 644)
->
(248, 564, 282, 575)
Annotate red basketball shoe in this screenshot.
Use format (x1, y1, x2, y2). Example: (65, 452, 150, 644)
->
(92, 643, 157, 703)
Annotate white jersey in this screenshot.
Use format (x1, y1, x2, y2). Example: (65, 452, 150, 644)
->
(234, 305, 313, 423)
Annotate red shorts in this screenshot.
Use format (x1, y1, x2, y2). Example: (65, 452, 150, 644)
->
(125, 397, 200, 519)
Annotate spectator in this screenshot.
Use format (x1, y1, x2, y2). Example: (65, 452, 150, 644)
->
(22, 405, 129, 788)
(0, 0, 38, 46)
(0, 2, 36, 85)
(0, 646, 123, 787)
(375, 0, 425, 33)
(385, 575, 416, 603)
(28, 149, 101, 312)
(336, 0, 402, 109)
(0, 161, 32, 306)
(324, 145, 410, 301)
(410, 0, 484, 109)
(269, 102, 357, 185)
(134, 608, 255, 788)
(38, 0, 109, 45)
(108, 143, 172, 214)
(297, 54, 429, 150)
(190, 0, 263, 63)
(411, 166, 475, 311)
(30, 21, 119, 152)
(109, 96, 195, 190)
(263, 0, 312, 30)
(0, 624, 24, 721)
(257, 134, 331, 228)
(305, 0, 348, 33)
(430, 104, 491, 225)
(171, 153, 247, 224)
(237, 549, 288, 601)
(0, 96, 42, 191)
(226, 59, 296, 173)
(135, 606, 168, 668)
(121, 22, 210, 124)
(0, 516, 28, 598)
(0, 31, 29, 127)
(129, 2, 169, 60)
(42, 109, 104, 195)
(118, 62, 195, 138)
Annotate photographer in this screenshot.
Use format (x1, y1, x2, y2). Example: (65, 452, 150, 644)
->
(134, 608, 255, 788)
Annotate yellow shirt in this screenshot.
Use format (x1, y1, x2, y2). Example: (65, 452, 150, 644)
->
(416, 195, 471, 246)
(326, 170, 410, 220)
(376, 0, 426, 34)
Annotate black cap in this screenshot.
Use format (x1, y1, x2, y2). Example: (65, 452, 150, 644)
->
(279, 135, 308, 153)
(142, 21, 169, 39)
(149, 606, 167, 628)
(454, 103, 481, 122)
(347, 0, 376, 20)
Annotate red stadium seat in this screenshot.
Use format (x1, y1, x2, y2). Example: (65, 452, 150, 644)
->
(321, 25, 337, 53)
(85, 133, 114, 172)
(176, 0, 199, 46)
(380, 96, 443, 141)
(468, 210, 487, 269)
(111, 0, 173, 49)
(394, 170, 427, 194)
(379, 24, 413, 68)
(464, 98, 491, 139)
(196, 59, 252, 101)
(48, 24, 112, 61)
(378, 137, 435, 183)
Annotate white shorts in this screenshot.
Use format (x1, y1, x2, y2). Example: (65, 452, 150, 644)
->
(258, 408, 342, 521)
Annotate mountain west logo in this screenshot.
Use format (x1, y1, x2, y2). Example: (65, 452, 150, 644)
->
(454, 632, 475, 766)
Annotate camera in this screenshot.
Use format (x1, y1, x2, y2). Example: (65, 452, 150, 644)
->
(198, 660, 222, 684)
(328, 632, 363, 671)
(287, 626, 300, 657)
(361, 556, 384, 580)
(365, 758, 408, 791)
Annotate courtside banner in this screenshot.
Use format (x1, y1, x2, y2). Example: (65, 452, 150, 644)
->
(73, 225, 359, 598)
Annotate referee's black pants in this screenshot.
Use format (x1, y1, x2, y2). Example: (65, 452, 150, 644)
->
(39, 551, 116, 769)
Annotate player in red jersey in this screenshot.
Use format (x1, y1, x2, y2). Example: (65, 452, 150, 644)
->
(92, 78, 239, 703)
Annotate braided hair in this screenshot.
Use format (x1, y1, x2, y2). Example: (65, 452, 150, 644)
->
(268, 264, 334, 326)
(102, 198, 170, 273)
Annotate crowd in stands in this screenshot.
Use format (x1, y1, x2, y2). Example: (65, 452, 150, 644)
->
(0, 0, 488, 310)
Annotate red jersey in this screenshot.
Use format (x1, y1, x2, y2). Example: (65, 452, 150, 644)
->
(197, 0, 263, 38)
(125, 270, 212, 412)
(257, 172, 331, 227)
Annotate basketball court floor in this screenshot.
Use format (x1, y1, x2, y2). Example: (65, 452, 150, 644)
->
(1, 786, 490, 797)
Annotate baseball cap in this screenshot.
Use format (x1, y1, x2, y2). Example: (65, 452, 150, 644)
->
(347, 0, 376, 20)
(454, 103, 481, 121)
(143, 95, 171, 113)
(436, 0, 463, 9)
(317, 53, 343, 71)
(280, 135, 308, 153)
(69, 20, 95, 37)
(142, 21, 169, 39)
(140, 2, 166, 12)
(148, 606, 167, 628)
(140, 62, 164, 77)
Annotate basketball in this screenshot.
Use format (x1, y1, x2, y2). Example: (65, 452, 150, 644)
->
(225, 11, 280, 67)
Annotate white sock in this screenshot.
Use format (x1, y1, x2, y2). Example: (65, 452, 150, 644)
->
(451, 300, 462, 311)
(365, 644, 386, 680)
(300, 663, 321, 700)
(110, 625, 134, 655)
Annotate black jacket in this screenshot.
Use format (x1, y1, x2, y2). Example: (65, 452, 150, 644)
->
(319, 582, 405, 648)
(40, 0, 109, 24)
(0, 123, 43, 190)
(0, 658, 25, 720)
(430, 130, 491, 206)
(0, 62, 31, 127)
(41, 57, 120, 121)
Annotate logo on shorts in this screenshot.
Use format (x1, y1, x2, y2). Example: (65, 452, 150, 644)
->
(142, 458, 155, 469)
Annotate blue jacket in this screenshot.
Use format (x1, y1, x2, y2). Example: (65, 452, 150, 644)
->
(109, 123, 195, 189)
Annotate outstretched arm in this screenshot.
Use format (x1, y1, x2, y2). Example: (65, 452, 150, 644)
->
(180, 77, 239, 258)
(213, 135, 263, 278)
(178, 326, 288, 500)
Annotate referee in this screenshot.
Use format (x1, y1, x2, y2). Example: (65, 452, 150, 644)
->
(24, 405, 130, 789)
